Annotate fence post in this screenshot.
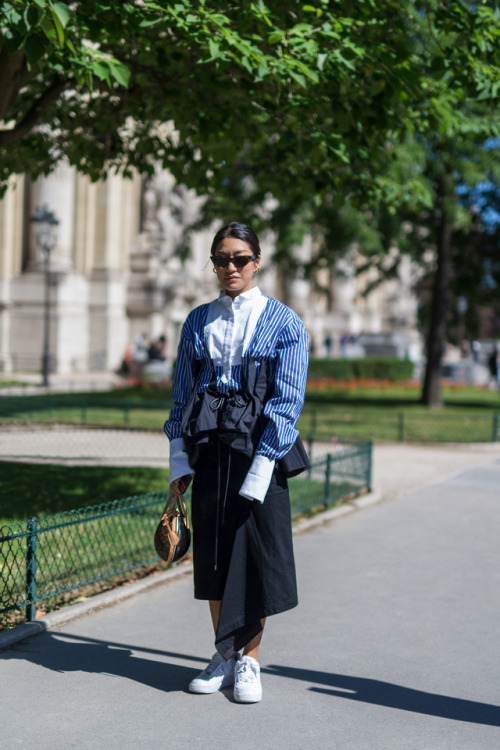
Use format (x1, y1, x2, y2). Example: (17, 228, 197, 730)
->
(26, 518, 38, 622)
(325, 454, 332, 502)
(124, 405, 130, 424)
(307, 409, 317, 464)
(398, 413, 405, 442)
(366, 441, 373, 490)
(493, 413, 499, 443)
(48, 393, 54, 420)
(81, 399, 87, 424)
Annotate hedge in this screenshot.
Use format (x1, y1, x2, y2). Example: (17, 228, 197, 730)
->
(307, 357, 415, 382)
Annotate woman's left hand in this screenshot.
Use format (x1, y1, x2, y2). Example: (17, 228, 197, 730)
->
(170, 473, 194, 494)
(169, 478, 183, 494)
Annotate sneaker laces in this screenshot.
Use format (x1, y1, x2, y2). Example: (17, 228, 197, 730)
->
(202, 654, 223, 676)
(236, 660, 256, 683)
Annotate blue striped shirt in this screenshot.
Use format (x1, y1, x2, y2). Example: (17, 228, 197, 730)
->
(164, 294, 309, 462)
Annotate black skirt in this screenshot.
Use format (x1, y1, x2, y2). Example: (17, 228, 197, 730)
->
(191, 443, 298, 658)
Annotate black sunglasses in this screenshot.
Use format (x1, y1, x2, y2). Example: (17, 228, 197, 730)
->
(211, 254, 257, 269)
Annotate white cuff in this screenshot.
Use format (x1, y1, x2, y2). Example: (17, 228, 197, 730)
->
(169, 437, 194, 482)
(239, 454, 275, 503)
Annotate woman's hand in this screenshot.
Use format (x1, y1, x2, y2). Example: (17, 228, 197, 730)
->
(170, 473, 195, 494)
(169, 478, 183, 494)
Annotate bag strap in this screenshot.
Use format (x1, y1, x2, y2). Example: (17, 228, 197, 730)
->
(161, 490, 190, 530)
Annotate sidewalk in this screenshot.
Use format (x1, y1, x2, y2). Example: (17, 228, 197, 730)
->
(0, 370, 119, 395)
(1, 443, 500, 749)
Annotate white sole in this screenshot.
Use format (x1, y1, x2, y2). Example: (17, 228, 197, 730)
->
(234, 692, 262, 703)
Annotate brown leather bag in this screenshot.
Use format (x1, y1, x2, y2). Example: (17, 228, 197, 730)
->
(154, 491, 191, 565)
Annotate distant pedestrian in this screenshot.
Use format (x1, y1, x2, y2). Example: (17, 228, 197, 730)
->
(148, 334, 166, 361)
(488, 347, 499, 389)
(471, 340, 480, 363)
(133, 333, 149, 363)
(340, 333, 349, 357)
(164, 222, 309, 703)
(324, 334, 333, 357)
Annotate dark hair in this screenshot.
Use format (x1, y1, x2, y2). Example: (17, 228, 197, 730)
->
(210, 222, 261, 258)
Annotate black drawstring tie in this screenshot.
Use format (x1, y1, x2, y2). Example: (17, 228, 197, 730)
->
(210, 391, 248, 412)
(210, 395, 226, 411)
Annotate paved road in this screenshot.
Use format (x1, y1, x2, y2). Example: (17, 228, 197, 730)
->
(1, 444, 500, 749)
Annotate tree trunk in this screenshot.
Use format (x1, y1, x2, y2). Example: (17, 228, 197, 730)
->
(328, 265, 336, 313)
(421, 174, 454, 407)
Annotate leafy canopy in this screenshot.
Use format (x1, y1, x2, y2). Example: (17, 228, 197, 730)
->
(1, 1, 498, 199)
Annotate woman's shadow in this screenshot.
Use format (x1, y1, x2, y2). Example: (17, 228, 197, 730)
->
(263, 665, 500, 727)
(3, 631, 205, 693)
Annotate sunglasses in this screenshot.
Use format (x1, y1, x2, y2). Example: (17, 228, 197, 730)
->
(211, 254, 257, 269)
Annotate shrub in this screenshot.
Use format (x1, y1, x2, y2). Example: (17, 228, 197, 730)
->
(307, 357, 414, 382)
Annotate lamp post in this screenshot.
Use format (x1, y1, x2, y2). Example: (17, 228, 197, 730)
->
(457, 296, 468, 356)
(30, 206, 60, 387)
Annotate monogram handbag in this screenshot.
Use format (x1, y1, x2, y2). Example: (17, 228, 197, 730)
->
(154, 490, 191, 565)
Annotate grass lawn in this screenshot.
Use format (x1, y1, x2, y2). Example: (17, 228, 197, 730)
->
(0, 462, 170, 529)
(297, 384, 500, 442)
(0, 458, 337, 528)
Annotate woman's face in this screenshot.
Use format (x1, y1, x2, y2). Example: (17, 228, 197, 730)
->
(212, 237, 260, 299)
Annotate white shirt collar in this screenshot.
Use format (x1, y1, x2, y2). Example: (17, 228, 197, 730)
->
(218, 286, 262, 309)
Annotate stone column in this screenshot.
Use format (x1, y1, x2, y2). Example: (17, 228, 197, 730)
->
(28, 163, 75, 272)
(10, 165, 89, 374)
(0, 176, 25, 371)
(288, 235, 312, 322)
(87, 174, 141, 370)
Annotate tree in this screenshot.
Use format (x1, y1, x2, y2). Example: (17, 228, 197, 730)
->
(418, 177, 500, 346)
(180, 2, 500, 407)
(2, 2, 500, 407)
(1, 0, 497, 200)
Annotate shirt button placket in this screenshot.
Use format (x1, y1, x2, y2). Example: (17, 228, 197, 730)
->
(222, 307, 234, 383)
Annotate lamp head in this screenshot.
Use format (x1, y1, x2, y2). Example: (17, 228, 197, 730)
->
(30, 205, 60, 253)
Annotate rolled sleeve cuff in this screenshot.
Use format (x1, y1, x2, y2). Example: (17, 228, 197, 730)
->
(239, 454, 276, 503)
(169, 437, 194, 482)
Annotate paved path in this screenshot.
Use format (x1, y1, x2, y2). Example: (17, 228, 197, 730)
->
(1, 443, 500, 749)
(0, 425, 169, 467)
(1, 422, 499, 483)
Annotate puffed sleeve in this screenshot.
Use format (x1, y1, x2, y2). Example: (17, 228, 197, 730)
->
(239, 312, 309, 502)
(164, 315, 197, 481)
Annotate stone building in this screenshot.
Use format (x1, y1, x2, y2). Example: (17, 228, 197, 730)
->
(0, 165, 421, 376)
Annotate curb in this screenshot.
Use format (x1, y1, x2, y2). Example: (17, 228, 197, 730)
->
(0, 564, 193, 651)
(292, 490, 381, 534)
(0, 490, 382, 652)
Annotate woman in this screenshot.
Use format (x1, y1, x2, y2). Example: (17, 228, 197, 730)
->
(164, 222, 309, 703)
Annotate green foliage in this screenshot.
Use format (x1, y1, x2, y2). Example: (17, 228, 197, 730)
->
(1, 1, 498, 201)
(307, 357, 415, 382)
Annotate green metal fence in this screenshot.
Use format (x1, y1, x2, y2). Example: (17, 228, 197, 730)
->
(0, 394, 167, 430)
(304, 409, 500, 444)
(2, 393, 499, 443)
(0, 441, 372, 629)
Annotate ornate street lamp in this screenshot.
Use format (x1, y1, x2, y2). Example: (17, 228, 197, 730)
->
(30, 206, 60, 387)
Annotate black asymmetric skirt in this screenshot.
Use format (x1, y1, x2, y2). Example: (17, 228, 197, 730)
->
(191, 442, 298, 658)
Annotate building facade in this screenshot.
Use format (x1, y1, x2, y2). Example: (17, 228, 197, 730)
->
(0, 165, 422, 376)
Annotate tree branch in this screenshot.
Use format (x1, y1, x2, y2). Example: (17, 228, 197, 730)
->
(0, 47, 31, 120)
(0, 78, 69, 147)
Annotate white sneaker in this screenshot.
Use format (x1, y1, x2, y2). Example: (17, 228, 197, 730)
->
(233, 655, 262, 703)
(189, 653, 236, 694)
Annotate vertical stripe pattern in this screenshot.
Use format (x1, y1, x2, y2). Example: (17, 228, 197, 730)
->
(164, 296, 309, 461)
